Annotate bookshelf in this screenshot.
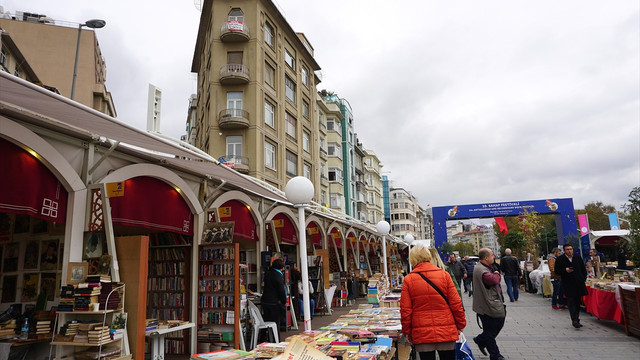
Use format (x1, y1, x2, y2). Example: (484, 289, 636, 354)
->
(146, 234, 192, 356)
(197, 242, 240, 350)
(239, 249, 257, 293)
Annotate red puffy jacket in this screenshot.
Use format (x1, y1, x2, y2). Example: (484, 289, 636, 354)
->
(400, 261, 466, 344)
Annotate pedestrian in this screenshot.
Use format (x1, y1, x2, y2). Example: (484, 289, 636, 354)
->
(401, 246, 466, 360)
(297, 277, 315, 319)
(547, 247, 567, 310)
(446, 253, 467, 295)
(472, 248, 508, 360)
(429, 249, 461, 295)
(462, 256, 476, 297)
(555, 244, 588, 328)
(499, 248, 522, 302)
(261, 257, 286, 335)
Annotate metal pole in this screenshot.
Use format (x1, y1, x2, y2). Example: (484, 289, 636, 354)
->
(381, 236, 388, 281)
(297, 205, 312, 331)
(71, 23, 83, 100)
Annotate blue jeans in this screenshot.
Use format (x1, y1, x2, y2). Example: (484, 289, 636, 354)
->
(551, 279, 566, 306)
(298, 298, 315, 317)
(505, 275, 519, 301)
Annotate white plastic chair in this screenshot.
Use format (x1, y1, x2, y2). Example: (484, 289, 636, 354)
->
(247, 300, 279, 350)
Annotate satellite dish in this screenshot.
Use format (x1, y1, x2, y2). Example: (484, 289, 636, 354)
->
(194, 0, 202, 11)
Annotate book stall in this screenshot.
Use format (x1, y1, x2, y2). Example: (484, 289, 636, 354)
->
(192, 304, 402, 360)
(583, 269, 640, 327)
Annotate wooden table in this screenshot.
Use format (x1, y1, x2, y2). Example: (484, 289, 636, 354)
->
(145, 322, 195, 360)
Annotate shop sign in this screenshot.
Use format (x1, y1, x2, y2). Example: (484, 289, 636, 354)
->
(273, 219, 284, 228)
(105, 182, 124, 197)
(218, 207, 231, 218)
(307, 227, 318, 235)
(227, 20, 243, 31)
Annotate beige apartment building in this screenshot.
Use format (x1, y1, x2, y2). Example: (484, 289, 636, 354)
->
(317, 94, 345, 212)
(190, 0, 322, 198)
(389, 187, 419, 241)
(0, 12, 115, 116)
(0, 29, 39, 83)
(364, 149, 384, 225)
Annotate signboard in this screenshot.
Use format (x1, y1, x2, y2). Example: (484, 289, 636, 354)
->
(227, 20, 243, 31)
(105, 182, 124, 198)
(222, 162, 235, 169)
(218, 206, 231, 218)
(273, 219, 284, 228)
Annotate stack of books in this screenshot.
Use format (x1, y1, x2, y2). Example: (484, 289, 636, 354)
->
(87, 325, 111, 345)
(0, 324, 16, 339)
(60, 321, 79, 336)
(145, 319, 159, 332)
(59, 285, 75, 312)
(99, 282, 122, 310)
(35, 320, 51, 335)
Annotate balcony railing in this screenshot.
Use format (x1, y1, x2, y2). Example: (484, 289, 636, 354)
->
(220, 21, 250, 42)
(218, 108, 249, 129)
(220, 64, 249, 84)
(222, 154, 250, 173)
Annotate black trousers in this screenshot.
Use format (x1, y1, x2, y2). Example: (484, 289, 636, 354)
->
(418, 350, 455, 360)
(262, 303, 283, 336)
(476, 314, 505, 359)
(566, 296, 582, 322)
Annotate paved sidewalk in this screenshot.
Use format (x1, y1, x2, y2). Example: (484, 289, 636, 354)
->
(460, 281, 640, 360)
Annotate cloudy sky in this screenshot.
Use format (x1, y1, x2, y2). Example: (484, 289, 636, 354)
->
(3, 0, 638, 211)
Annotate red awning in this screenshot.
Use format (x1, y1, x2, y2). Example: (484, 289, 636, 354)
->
(273, 213, 297, 244)
(108, 176, 193, 235)
(307, 222, 322, 247)
(217, 200, 256, 241)
(0, 138, 67, 223)
(329, 229, 342, 249)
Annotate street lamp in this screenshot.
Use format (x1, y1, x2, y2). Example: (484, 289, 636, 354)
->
(71, 19, 106, 100)
(404, 234, 414, 272)
(285, 176, 314, 331)
(376, 220, 391, 282)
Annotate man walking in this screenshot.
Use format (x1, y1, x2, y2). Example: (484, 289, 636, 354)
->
(547, 247, 567, 310)
(555, 244, 588, 328)
(472, 248, 507, 360)
(499, 248, 521, 302)
(447, 253, 467, 291)
(462, 256, 476, 296)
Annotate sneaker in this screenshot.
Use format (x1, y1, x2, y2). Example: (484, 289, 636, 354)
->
(572, 321, 583, 328)
(552, 305, 560, 310)
(473, 336, 488, 356)
(559, 305, 568, 310)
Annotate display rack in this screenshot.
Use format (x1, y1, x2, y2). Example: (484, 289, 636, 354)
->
(49, 284, 126, 360)
(146, 239, 192, 355)
(239, 249, 258, 293)
(197, 242, 240, 350)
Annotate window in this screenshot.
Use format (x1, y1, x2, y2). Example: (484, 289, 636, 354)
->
(302, 100, 309, 118)
(330, 193, 342, 208)
(320, 163, 326, 179)
(326, 119, 335, 131)
(226, 136, 242, 158)
(319, 136, 326, 153)
(285, 76, 296, 104)
(265, 141, 276, 169)
(264, 99, 275, 127)
(226, 92, 242, 116)
(304, 163, 311, 179)
(264, 21, 274, 47)
(328, 167, 342, 182)
(285, 112, 296, 139)
(369, 192, 374, 204)
(286, 150, 297, 176)
(302, 131, 310, 152)
(227, 51, 243, 65)
(14, 66, 21, 78)
(318, 113, 325, 129)
(285, 49, 295, 69)
(228, 8, 244, 22)
(328, 142, 341, 158)
(301, 65, 309, 87)
(0, 49, 7, 67)
(264, 62, 275, 88)
(321, 190, 327, 206)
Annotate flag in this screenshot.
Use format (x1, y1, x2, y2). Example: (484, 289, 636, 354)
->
(608, 213, 620, 230)
(495, 217, 508, 234)
(577, 214, 590, 236)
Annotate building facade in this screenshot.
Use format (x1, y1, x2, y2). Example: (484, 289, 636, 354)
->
(363, 149, 384, 225)
(389, 187, 419, 241)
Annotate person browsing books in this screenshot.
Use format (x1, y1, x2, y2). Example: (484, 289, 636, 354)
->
(261, 258, 286, 335)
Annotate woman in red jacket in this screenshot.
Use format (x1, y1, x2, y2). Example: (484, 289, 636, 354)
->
(401, 246, 466, 360)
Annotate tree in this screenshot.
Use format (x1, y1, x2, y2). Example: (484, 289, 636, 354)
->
(440, 241, 454, 256)
(502, 231, 525, 257)
(454, 242, 475, 257)
(519, 208, 544, 267)
(622, 186, 640, 266)
(576, 201, 617, 231)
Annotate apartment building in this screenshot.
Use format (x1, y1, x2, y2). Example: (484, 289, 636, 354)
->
(190, 0, 322, 199)
(389, 187, 419, 240)
(364, 149, 384, 225)
(0, 30, 39, 83)
(0, 11, 115, 116)
(317, 93, 344, 212)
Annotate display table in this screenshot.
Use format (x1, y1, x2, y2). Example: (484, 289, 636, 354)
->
(146, 322, 195, 360)
(583, 287, 623, 324)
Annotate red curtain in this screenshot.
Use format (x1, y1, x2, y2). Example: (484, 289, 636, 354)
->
(217, 200, 256, 241)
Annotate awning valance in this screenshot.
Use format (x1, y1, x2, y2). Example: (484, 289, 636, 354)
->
(217, 200, 256, 241)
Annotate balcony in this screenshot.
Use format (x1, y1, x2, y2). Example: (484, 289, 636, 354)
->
(220, 64, 250, 85)
(319, 148, 327, 160)
(220, 21, 250, 42)
(218, 109, 249, 129)
(221, 154, 250, 174)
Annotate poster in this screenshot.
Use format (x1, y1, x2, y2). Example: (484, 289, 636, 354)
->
(40, 272, 57, 301)
(23, 240, 40, 270)
(21, 273, 39, 302)
(40, 239, 59, 271)
(3, 242, 19, 272)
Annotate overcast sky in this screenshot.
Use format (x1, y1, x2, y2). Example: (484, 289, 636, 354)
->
(3, 0, 639, 212)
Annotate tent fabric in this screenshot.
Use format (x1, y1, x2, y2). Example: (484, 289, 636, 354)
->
(273, 213, 296, 244)
(0, 138, 68, 223)
(108, 176, 193, 235)
(217, 200, 256, 241)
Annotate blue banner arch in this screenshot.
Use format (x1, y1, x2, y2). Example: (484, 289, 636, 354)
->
(432, 198, 579, 254)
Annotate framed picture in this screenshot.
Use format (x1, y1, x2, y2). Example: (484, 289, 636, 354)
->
(67, 262, 88, 285)
(21, 273, 39, 302)
(2, 242, 19, 272)
(202, 221, 234, 243)
(98, 255, 112, 275)
(40, 272, 57, 301)
(23, 240, 40, 270)
(40, 239, 59, 271)
(83, 231, 104, 259)
(1, 275, 17, 303)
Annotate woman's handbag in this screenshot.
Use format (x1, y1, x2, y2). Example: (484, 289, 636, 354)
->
(455, 333, 475, 360)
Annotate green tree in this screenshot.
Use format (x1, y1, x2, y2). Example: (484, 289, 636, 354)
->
(519, 208, 544, 267)
(493, 216, 522, 249)
(440, 241, 454, 256)
(502, 231, 525, 256)
(454, 242, 475, 256)
(576, 201, 617, 231)
(622, 187, 640, 266)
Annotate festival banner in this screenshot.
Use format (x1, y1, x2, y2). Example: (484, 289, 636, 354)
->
(577, 214, 590, 236)
(608, 213, 620, 230)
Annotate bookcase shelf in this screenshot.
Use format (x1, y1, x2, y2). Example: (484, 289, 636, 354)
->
(197, 242, 240, 350)
(146, 239, 192, 356)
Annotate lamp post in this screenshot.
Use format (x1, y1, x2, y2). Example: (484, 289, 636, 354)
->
(404, 234, 414, 272)
(376, 220, 391, 283)
(71, 19, 106, 100)
(285, 176, 314, 331)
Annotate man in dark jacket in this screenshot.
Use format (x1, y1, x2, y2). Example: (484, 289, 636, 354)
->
(555, 244, 588, 328)
(499, 248, 522, 302)
(261, 258, 287, 334)
(447, 254, 467, 290)
(462, 256, 476, 296)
